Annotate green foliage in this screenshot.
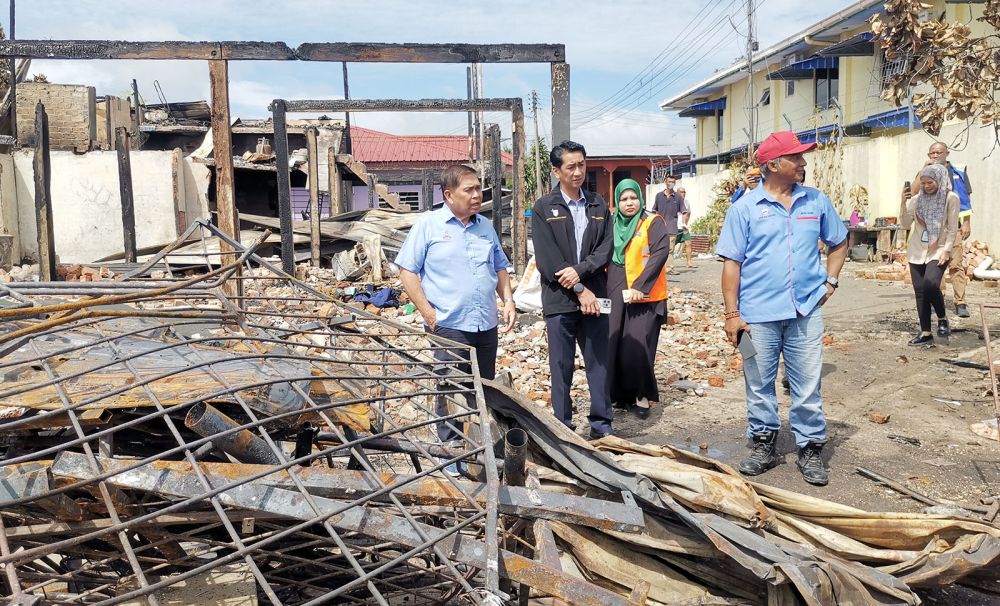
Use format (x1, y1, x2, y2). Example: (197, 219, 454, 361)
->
(525, 138, 550, 198)
(689, 160, 748, 248)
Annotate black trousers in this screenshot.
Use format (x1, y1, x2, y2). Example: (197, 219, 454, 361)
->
(431, 325, 498, 443)
(545, 312, 613, 434)
(909, 261, 949, 332)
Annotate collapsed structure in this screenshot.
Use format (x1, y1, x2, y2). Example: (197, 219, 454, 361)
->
(0, 222, 998, 606)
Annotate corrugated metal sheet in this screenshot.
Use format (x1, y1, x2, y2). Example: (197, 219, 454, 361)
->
(350, 126, 514, 166)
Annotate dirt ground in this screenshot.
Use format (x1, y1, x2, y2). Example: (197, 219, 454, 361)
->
(605, 258, 1000, 512)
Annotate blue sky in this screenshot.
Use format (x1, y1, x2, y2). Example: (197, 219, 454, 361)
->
(18, 0, 858, 155)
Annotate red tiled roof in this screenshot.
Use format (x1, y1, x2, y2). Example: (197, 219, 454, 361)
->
(348, 126, 514, 166)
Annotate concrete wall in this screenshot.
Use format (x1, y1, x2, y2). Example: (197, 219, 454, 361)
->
(0, 154, 18, 262)
(95, 96, 133, 151)
(671, 120, 1000, 250)
(13, 149, 192, 263)
(16, 82, 97, 152)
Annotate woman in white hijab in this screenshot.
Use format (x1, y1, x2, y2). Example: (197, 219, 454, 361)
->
(900, 163, 959, 346)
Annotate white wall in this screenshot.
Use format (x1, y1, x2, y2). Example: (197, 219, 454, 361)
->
(14, 150, 190, 263)
(0, 154, 19, 262)
(647, 171, 727, 227)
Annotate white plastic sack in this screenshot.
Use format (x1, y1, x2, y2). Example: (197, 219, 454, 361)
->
(513, 256, 543, 313)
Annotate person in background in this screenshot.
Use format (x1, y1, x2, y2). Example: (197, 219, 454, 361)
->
(531, 140, 615, 439)
(674, 186, 695, 268)
(911, 142, 973, 318)
(901, 163, 960, 346)
(607, 179, 670, 420)
(653, 175, 684, 273)
(717, 131, 848, 486)
(396, 164, 516, 471)
(731, 167, 762, 203)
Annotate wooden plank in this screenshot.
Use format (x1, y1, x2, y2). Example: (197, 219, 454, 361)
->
(239, 213, 413, 250)
(207, 59, 241, 298)
(0, 40, 296, 60)
(306, 126, 321, 267)
(335, 153, 369, 183)
(328, 146, 346, 215)
(270, 99, 295, 274)
(114, 127, 137, 263)
(284, 98, 520, 113)
(550, 62, 570, 150)
(296, 42, 563, 63)
(33, 102, 56, 281)
(421, 169, 434, 211)
(130, 79, 144, 150)
(485, 124, 503, 238)
(512, 99, 527, 274)
(171, 148, 186, 235)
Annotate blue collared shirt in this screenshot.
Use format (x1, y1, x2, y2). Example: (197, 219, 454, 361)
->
(717, 184, 847, 323)
(561, 187, 588, 262)
(395, 206, 511, 332)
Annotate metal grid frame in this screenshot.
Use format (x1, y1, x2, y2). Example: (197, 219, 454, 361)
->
(0, 219, 501, 605)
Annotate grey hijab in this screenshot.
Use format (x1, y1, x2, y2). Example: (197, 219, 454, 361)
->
(915, 163, 949, 242)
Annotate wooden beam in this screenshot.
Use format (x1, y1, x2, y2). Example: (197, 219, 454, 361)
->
(114, 127, 137, 263)
(171, 148, 186, 234)
(283, 98, 521, 113)
(550, 62, 570, 146)
(485, 124, 503, 237)
(208, 60, 241, 297)
(512, 100, 527, 274)
(33, 102, 56, 281)
(0, 40, 296, 60)
(0, 40, 564, 63)
(306, 126, 321, 267)
(420, 169, 434, 211)
(296, 42, 563, 63)
(270, 99, 295, 274)
(328, 146, 345, 216)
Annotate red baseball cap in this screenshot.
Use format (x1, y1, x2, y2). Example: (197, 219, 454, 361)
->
(755, 131, 816, 164)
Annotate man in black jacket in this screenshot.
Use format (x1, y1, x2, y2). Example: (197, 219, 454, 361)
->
(531, 140, 614, 439)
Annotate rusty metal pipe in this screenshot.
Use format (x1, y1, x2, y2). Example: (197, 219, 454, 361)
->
(184, 403, 281, 465)
(503, 428, 527, 487)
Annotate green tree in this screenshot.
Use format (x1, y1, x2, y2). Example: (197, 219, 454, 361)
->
(525, 138, 550, 199)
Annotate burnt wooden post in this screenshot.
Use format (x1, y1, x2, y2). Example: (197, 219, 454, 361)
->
(485, 124, 503, 238)
(114, 127, 137, 263)
(306, 126, 321, 266)
(367, 175, 376, 209)
(270, 98, 295, 275)
(208, 60, 241, 297)
(550, 62, 570, 187)
(511, 99, 527, 274)
(130, 79, 143, 150)
(328, 146, 345, 216)
(420, 168, 434, 211)
(33, 102, 56, 281)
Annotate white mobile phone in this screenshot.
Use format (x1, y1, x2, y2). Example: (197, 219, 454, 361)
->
(597, 298, 612, 314)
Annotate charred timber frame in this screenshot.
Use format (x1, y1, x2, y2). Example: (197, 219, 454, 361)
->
(0, 40, 567, 277)
(271, 98, 529, 273)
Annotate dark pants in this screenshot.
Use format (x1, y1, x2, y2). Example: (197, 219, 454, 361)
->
(545, 312, 613, 434)
(431, 325, 498, 443)
(909, 261, 949, 332)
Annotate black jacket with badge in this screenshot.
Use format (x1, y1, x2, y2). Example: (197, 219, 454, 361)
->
(531, 186, 613, 316)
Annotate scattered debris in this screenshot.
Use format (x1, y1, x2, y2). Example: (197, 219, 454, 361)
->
(867, 411, 891, 424)
(888, 434, 922, 447)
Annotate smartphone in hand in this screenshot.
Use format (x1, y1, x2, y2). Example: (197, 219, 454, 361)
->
(737, 329, 756, 359)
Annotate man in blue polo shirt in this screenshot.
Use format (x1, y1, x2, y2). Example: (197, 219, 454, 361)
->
(396, 164, 516, 453)
(717, 131, 848, 486)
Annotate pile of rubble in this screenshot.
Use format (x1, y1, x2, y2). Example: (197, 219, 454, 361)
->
(854, 239, 999, 285)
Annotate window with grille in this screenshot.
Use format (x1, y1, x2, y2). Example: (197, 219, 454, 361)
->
(378, 190, 421, 212)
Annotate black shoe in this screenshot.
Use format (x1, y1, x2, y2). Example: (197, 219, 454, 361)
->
(634, 405, 650, 420)
(908, 334, 934, 346)
(796, 442, 828, 486)
(738, 431, 778, 476)
(956, 304, 970, 318)
(588, 428, 612, 440)
(937, 318, 951, 338)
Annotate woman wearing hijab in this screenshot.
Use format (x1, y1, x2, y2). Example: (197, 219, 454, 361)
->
(900, 163, 960, 346)
(607, 179, 671, 419)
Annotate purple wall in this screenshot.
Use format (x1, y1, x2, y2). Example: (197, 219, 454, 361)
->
(291, 188, 331, 218)
(351, 184, 444, 212)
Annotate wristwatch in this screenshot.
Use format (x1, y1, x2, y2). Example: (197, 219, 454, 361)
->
(826, 276, 839, 289)
(572, 282, 585, 294)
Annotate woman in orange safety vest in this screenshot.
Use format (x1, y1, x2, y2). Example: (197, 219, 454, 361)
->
(607, 178, 670, 420)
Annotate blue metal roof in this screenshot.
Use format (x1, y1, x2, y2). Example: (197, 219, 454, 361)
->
(796, 124, 840, 143)
(863, 107, 920, 129)
(767, 56, 838, 80)
(678, 97, 727, 118)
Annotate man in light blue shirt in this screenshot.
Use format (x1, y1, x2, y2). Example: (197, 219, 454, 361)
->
(717, 131, 848, 487)
(396, 165, 516, 454)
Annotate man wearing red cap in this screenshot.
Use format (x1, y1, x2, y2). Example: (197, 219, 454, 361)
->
(717, 131, 848, 486)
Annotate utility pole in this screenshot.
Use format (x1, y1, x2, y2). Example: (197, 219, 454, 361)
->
(530, 90, 543, 199)
(466, 66, 474, 161)
(746, 0, 758, 159)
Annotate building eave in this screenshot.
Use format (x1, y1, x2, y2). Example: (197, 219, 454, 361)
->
(659, 0, 884, 110)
